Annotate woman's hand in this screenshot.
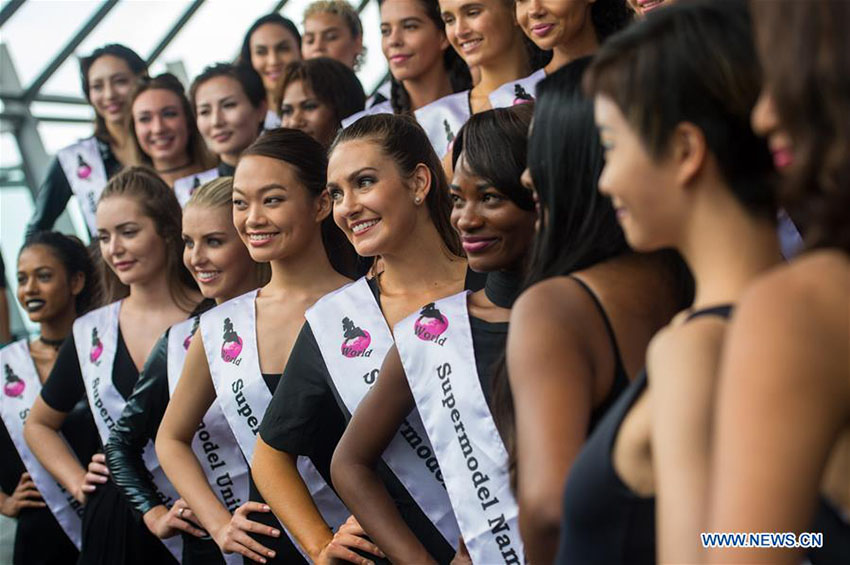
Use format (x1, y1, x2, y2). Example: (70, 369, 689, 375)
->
(143, 499, 207, 539)
(77, 452, 109, 503)
(212, 501, 281, 564)
(0, 473, 46, 517)
(315, 515, 387, 565)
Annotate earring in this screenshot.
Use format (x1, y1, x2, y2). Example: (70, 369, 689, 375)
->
(414, 196, 422, 205)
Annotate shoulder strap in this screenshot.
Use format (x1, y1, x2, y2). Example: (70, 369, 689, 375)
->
(686, 304, 734, 322)
(569, 276, 627, 379)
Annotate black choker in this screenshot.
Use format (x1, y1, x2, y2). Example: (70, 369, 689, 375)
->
(155, 161, 192, 174)
(484, 270, 523, 309)
(39, 335, 65, 350)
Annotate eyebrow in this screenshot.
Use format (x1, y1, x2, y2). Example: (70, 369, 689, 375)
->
(346, 167, 377, 183)
(232, 184, 288, 194)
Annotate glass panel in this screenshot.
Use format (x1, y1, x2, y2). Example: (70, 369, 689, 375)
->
(1, 1, 101, 88)
(30, 101, 96, 122)
(0, 185, 39, 336)
(358, 0, 386, 94)
(37, 121, 95, 155)
(0, 132, 22, 168)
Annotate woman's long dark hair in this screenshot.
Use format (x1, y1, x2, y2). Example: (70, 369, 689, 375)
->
(239, 129, 360, 278)
(239, 13, 302, 68)
(379, 0, 472, 114)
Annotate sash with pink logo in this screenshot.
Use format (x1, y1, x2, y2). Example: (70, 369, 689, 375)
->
(414, 91, 471, 160)
(395, 292, 524, 564)
(0, 340, 84, 549)
(56, 137, 109, 237)
(167, 317, 248, 565)
(73, 302, 183, 560)
(306, 277, 461, 548)
(201, 290, 349, 555)
(487, 68, 546, 109)
(173, 167, 220, 209)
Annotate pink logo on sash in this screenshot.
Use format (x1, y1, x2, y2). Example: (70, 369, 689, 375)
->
(190, 176, 201, 196)
(221, 317, 243, 363)
(414, 303, 449, 343)
(77, 154, 92, 179)
(90, 328, 103, 364)
(3, 364, 25, 398)
(184, 317, 200, 351)
(512, 84, 533, 106)
(341, 317, 371, 358)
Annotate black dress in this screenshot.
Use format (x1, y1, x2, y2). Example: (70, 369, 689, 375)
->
(259, 274, 486, 564)
(1, 359, 99, 565)
(40, 331, 178, 565)
(103, 300, 226, 565)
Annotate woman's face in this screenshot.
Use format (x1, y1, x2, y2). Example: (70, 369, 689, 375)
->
(751, 87, 794, 172)
(87, 54, 137, 126)
(516, 0, 594, 52)
(96, 196, 169, 287)
(327, 139, 429, 257)
(280, 80, 338, 148)
(594, 95, 680, 251)
(439, 0, 518, 68)
(16, 245, 81, 324)
(626, 0, 670, 18)
(250, 23, 301, 93)
(381, 0, 449, 82)
(182, 204, 256, 301)
(195, 76, 264, 163)
(132, 88, 190, 166)
(232, 155, 329, 263)
(450, 153, 536, 272)
(302, 12, 362, 68)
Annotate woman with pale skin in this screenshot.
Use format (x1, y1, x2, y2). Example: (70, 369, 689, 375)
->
(557, 3, 779, 563)
(302, 0, 364, 69)
(24, 167, 202, 564)
(103, 178, 268, 565)
(278, 58, 365, 148)
(1, 232, 99, 564)
(127, 74, 217, 188)
(239, 13, 302, 127)
(156, 129, 359, 564)
(707, 1, 850, 562)
(26, 44, 147, 238)
(191, 64, 268, 176)
(252, 115, 478, 565)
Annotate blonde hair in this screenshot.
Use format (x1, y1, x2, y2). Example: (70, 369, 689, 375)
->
(303, 0, 366, 68)
(185, 176, 271, 287)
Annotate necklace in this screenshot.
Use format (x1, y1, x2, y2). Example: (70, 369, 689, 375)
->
(155, 160, 193, 174)
(39, 335, 65, 350)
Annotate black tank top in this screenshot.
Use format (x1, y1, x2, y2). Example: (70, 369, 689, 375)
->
(557, 305, 733, 564)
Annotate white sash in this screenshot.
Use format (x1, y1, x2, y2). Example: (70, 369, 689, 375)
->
(488, 69, 546, 109)
(341, 100, 394, 129)
(0, 340, 84, 549)
(173, 168, 220, 209)
(73, 302, 183, 560)
(395, 293, 524, 564)
(306, 278, 461, 548)
(414, 91, 471, 160)
(264, 110, 282, 131)
(364, 81, 392, 110)
(56, 137, 109, 236)
(167, 318, 248, 565)
(201, 291, 348, 548)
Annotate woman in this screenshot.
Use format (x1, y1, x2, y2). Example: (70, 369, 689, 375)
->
(302, 0, 365, 70)
(252, 115, 484, 564)
(558, 3, 778, 563)
(127, 73, 217, 194)
(278, 58, 365, 148)
(239, 13, 303, 129)
(156, 129, 356, 565)
(515, 0, 630, 76)
(104, 177, 269, 565)
(24, 167, 203, 565)
(26, 44, 147, 238)
(331, 106, 536, 564)
(626, 0, 670, 18)
(191, 63, 268, 180)
(1, 232, 99, 564)
(415, 0, 534, 160)
(708, 1, 850, 562)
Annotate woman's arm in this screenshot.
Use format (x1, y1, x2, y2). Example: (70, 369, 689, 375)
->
(707, 270, 848, 563)
(506, 280, 600, 564)
(649, 319, 726, 564)
(331, 346, 431, 564)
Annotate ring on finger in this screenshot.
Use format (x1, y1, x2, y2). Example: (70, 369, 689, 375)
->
(178, 507, 185, 518)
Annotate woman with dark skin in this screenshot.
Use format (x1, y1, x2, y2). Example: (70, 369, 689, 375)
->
(252, 115, 479, 565)
(104, 178, 268, 565)
(0, 233, 99, 564)
(26, 44, 147, 238)
(24, 168, 203, 565)
(557, 3, 779, 563)
(708, 1, 850, 562)
(331, 106, 536, 564)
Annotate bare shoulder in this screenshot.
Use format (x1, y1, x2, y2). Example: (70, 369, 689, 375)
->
(511, 276, 600, 334)
(646, 314, 727, 388)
